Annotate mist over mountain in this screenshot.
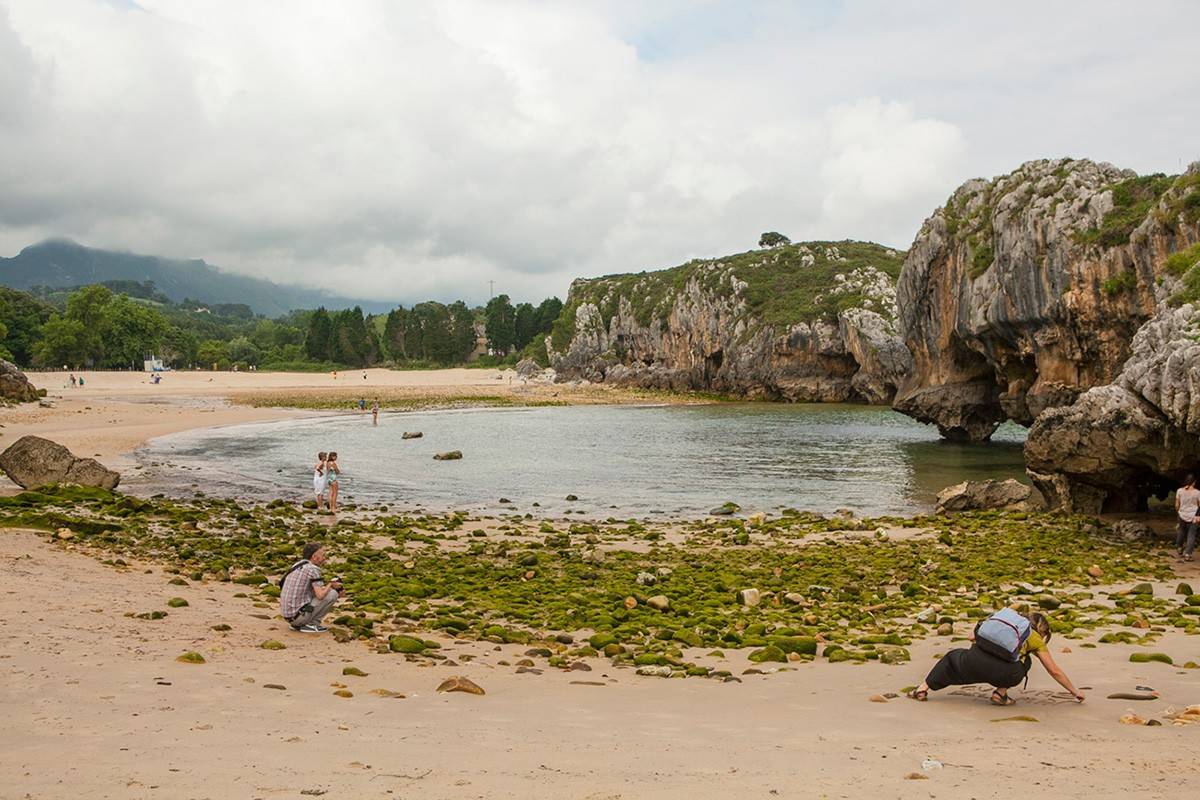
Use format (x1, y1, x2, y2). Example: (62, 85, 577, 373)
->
(0, 240, 393, 317)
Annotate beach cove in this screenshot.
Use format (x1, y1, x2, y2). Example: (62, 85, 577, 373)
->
(3, 370, 1200, 798)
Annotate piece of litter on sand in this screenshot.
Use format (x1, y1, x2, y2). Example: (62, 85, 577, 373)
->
(921, 759, 943, 771)
(903, 772, 929, 780)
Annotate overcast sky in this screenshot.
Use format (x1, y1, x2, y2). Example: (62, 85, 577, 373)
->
(1, 1, 1197, 306)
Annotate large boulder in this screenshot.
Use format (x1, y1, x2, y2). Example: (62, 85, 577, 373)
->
(935, 479, 1045, 513)
(0, 436, 120, 490)
(514, 358, 543, 379)
(0, 360, 40, 404)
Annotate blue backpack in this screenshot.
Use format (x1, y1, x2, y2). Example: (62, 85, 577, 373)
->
(975, 608, 1031, 662)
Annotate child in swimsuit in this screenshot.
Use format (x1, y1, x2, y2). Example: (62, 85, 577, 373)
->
(312, 452, 327, 510)
(325, 451, 341, 513)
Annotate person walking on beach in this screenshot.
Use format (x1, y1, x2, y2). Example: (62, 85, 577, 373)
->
(280, 542, 343, 633)
(1175, 473, 1200, 561)
(908, 610, 1084, 705)
(325, 451, 341, 513)
(312, 452, 328, 511)
(358, 397, 366, 412)
(371, 399, 379, 426)
(69, 373, 76, 387)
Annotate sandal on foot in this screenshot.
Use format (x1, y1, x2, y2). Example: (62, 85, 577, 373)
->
(907, 688, 928, 701)
(990, 690, 1016, 706)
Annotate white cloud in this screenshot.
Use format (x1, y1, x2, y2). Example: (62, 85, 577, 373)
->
(0, 0, 1196, 307)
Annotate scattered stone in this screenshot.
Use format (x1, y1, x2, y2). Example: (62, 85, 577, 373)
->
(868, 694, 888, 703)
(904, 772, 929, 780)
(646, 595, 669, 611)
(211, 624, 232, 632)
(1119, 713, 1147, 725)
(260, 640, 287, 650)
(936, 623, 953, 636)
(333, 690, 353, 698)
(991, 715, 1039, 723)
(1111, 521, 1155, 542)
(264, 684, 287, 690)
(436, 676, 485, 695)
(433, 450, 463, 461)
(935, 479, 1045, 512)
(55, 528, 74, 540)
(635, 665, 673, 677)
(342, 667, 368, 677)
(710, 502, 740, 516)
(1177, 583, 1194, 596)
(737, 588, 761, 607)
(401, 431, 423, 439)
(166, 597, 189, 608)
(570, 681, 606, 686)
(782, 592, 804, 605)
(369, 688, 405, 698)
(623, 596, 638, 609)
(1087, 565, 1104, 578)
(1105, 692, 1157, 700)
(636, 572, 657, 586)
(568, 661, 592, 672)
(1129, 652, 1172, 665)
(389, 635, 428, 654)
(176, 651, 205, 664)
(0, 434, 120, 489)
(1130, 582, 1154, 596)
(565, 494, 579, 501)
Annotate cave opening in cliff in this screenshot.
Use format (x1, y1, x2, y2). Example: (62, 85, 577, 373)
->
(705, 350, 724, 377)
(1108, 469, 1182, 514)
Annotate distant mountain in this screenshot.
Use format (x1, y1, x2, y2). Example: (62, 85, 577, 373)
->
(0, 239, 394, 317)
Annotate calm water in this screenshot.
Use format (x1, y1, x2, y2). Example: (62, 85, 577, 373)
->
(133, 404, 1028, 517)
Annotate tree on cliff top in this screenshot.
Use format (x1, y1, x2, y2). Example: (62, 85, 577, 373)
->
(759, 231, 791, 248)
(485, 294, 516, 354)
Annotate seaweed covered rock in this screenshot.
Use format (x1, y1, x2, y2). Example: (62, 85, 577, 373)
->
(0, 360, 40, 404)
(0, 435, 120, 490)
(935, 479, 1045, 513)
(895, 159, 1200, 441)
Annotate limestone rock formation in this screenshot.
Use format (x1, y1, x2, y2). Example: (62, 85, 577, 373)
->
(935, 479, 1045, 513)
(1026, 300, 1200, 512)
(894, 159, 1200, 440)
(0, 435, 121, 490)
(0, 359, 40, 404)
(548, 242, 911, 403)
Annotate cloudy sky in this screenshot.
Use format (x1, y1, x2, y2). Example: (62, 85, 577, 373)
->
(1, 1, 1197, 305)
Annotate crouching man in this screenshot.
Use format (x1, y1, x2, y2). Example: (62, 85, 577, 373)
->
(280, 542, 343, 633)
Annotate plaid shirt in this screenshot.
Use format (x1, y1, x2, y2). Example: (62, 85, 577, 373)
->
(280, 562, 324, 619)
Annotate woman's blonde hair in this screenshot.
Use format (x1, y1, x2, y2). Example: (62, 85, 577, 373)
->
(1027, 612, 1052, 642)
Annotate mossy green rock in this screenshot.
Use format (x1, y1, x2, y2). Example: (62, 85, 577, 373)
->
(389, 635, 428, 654)
(1176, 583, 1194, 596)
(166, 597, 189, 608)
(176, 651, 205, 664)
(1130, 583, 1154, 596)
(342, 667, 368, 677)
(1185, 595, 1200, 606)
(673, 629, 703, 648)
(748, 645, 787, 663)
(768, 636, 817, 655)
(1129, 652, 1172, 664)
(588, 632, 617, 650)
(260, 639, 286, 650)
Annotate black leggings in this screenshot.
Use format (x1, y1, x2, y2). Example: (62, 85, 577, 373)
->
(926, 644, 1032, 691)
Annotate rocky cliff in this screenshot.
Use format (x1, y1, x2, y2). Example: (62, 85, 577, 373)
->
(893, 158, 1200, 441)
(1025, 236, 1200, 512)
(547, 241, 911, 403)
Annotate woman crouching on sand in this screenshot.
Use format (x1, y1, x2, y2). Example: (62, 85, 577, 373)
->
(908, 610, 1085, 706)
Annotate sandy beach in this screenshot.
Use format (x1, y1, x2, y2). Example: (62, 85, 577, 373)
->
(3, 370, 1200, 799)
(4, 529, 1199, 799)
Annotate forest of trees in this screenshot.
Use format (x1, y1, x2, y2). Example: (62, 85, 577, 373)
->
(0, 281, 562, 371)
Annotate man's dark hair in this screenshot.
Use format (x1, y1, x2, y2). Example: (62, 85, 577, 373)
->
(302, 542, 323, 560)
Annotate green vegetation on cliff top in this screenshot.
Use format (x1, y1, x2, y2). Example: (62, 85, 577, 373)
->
(550, 241, 904, 349)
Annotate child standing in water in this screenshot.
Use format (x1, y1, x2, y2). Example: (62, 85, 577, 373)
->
(325, 451, 341, 513)
(312, 452, 327, 511)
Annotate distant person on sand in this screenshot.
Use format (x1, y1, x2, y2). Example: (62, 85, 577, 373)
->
(1175, 473, 1200, 561)
(78, 376, 84, 387)
(312, 452, 328, 511)
(908, 610, 1084, 705)
(69, 373, 76, 387)
(358, 397, 366, 412)
(279, 542, 343, 633)
(325, 451, 341, 513)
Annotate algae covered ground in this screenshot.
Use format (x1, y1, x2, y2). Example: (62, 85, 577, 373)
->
(2, 486, 1196, 677)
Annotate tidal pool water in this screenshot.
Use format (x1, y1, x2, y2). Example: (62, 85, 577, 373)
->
(134, 403, 1029, 518)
